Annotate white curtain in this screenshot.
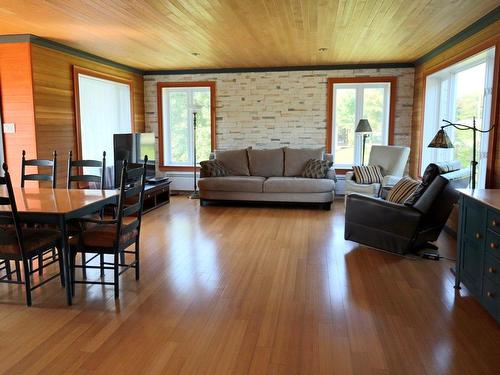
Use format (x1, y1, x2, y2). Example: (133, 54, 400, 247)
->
(78, 74, 132, 163)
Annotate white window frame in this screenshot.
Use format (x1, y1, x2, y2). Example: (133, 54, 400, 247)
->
(161, 86, 211, 167)
(421, 47, 496, 187)
(331, 82, 391, 169)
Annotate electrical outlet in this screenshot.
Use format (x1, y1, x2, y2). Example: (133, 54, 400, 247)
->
(3, 123, 15, 134)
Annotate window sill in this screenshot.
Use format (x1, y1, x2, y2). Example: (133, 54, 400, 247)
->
(159, 165, 200, 172)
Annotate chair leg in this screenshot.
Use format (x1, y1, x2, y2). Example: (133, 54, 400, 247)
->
(114, 253, 119, 299)
(23, 259, 32, 307)
(38, 254, 43, 276)
(57, 247, 65, 287)
(135, 242, 140, 281)
(100, 254, 105, 277)
(81, 252, 87, 279)
(70, 252, 76, 297)
(15, 261, 21, 283)
(5, 260, 12, 281)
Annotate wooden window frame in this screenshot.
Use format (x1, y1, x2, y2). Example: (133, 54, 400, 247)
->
(416, 39, 500, 186)
(73, 65, 135, 159)
(326, 76, 397, 174)
(157, 81, 216, 172)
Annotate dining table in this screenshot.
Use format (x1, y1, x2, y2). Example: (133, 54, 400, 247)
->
(0, 187, 119, 305)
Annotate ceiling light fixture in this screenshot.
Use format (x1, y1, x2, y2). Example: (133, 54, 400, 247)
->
(318, 48, 328, 52)
(191, 52, 200, 56)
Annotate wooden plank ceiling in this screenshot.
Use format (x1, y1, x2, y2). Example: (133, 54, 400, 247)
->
(0, 0, 497, 71)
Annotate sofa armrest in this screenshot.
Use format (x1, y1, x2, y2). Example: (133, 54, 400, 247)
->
(326, 167, 337, 182)
(345, 193, 421, 237)
(382, 175, 402, 188)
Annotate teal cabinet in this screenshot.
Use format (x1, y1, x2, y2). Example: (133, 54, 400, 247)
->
(456, 192, 500, 324)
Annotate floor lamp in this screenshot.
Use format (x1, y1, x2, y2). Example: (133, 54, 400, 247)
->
(428, 117, 495, 189)
(355, 119, 372, 165)
(189, 106, 202, 199)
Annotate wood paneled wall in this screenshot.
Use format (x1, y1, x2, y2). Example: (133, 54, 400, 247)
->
(0, 42, 37, 186)
(410, 20, 500, 186)
(30, 44, 145, 186)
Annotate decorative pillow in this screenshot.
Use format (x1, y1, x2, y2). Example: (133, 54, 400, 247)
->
(247, 148, 284, 177)
(283, 147, 325, 176)
(200, 160, 228, 177)
(352, 165, 383, 184)
(214, 148, 251, 176)
(302, 159, 333, 179)
(387, 177, 420, 204)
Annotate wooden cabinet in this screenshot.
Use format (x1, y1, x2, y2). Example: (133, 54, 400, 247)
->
(143, 180, 171, 213)
(456, 190, 500, 324)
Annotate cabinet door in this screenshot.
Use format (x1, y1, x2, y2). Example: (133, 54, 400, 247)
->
(462, 198, 486, 241)
(461, 237, 484, 295)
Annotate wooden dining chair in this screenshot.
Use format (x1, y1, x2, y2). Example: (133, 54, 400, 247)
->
(67, 150, 106, 278)
(21, 150, 58, 276)
(67, 151, 106, 189)
(21, 150, 57, 188)
(0, 163, 65, 306)
(70, 157, 148, 299)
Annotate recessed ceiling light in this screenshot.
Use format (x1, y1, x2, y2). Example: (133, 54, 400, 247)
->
(191, 52, 200, 56)
(318, 48, 328, 52)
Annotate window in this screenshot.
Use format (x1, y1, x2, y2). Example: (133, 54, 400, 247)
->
(74, 67, 133, 162)
(158, 82, 215, 170)
(421, 47, 496, 188)
(327, 78, 395, 169)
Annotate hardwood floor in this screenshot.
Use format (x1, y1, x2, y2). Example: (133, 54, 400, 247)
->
(0, 197, 499, 374)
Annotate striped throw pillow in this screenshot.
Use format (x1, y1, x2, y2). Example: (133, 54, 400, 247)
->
(352, 165, 383, 184)
(387, 177, 420, 204)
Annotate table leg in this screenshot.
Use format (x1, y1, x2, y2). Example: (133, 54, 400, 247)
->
(59, 217, 72, 305)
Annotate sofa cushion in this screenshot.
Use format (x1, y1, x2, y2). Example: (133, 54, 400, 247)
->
(215, 148, 251, 176)
(198, 176, 265, 193)
(247, 148, 284, 177)
(302, 159, 332, 178)
(284, 147, 324, 176)
(263, 177, 335, 193)
(200, 160, 228, 177)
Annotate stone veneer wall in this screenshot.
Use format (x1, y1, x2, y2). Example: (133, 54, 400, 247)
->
(144, 68, 415, 167)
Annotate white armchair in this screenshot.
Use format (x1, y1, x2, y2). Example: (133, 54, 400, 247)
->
(344, 145, 410, 197)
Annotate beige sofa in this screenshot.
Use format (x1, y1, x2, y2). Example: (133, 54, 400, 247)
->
(198, 147, 336, 209)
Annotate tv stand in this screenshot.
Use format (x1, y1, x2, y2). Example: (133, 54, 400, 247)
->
(143, 180, 171, 213)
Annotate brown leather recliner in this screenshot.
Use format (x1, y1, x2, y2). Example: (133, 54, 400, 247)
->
(344, 163, 468, 255)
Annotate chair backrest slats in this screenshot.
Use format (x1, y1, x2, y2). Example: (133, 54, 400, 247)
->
(67, 151, 106, 189)
(21, 150, 57, 188)
(115, 156, 148, 252)
(0, 196, 11, 205)
(23, 174, 53, 181)
(123, 202, 141, 217)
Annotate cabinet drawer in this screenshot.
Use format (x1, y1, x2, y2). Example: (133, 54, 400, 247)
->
(484, 253, 500, 285)
(462, 197, 486, 240)
(485, 230, 500, 260)
(487, 209, 500, 234)
(481, 277, 499, 321)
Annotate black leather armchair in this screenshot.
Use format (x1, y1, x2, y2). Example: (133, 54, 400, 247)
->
(344, 163, 466, 255)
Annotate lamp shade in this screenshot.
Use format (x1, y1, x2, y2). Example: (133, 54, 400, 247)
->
(428, 128, 454, 148)
(355, 119, 372, 133)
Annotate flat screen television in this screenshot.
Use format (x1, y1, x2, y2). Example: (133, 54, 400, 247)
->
(113, 133, 156, 187)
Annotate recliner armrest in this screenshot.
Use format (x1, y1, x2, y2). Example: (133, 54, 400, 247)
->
(345, 193, 421, 237)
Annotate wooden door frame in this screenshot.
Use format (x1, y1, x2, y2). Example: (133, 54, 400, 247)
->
(157, 81, 216, 172)
(72, 65, 135, 159)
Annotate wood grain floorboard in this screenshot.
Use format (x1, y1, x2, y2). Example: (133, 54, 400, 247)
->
(0, 197, 499, 375)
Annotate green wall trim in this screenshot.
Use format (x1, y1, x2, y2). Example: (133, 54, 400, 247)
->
(0, 34, 31, 43)
(414, 6, 500, 66)
(142, 62, 415, 76)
